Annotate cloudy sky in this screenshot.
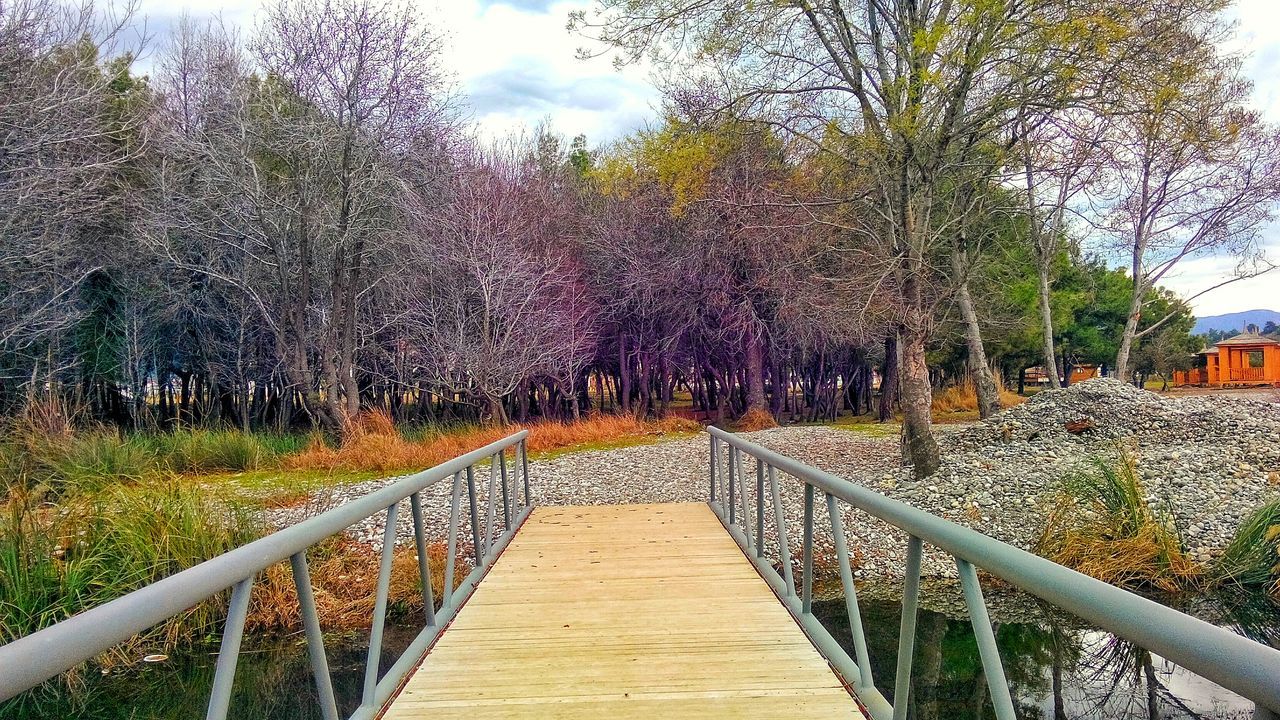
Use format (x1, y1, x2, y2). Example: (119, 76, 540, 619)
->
(134, 0, 1280, 318)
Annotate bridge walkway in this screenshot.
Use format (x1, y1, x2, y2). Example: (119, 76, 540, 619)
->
(381, 502, 866, 719)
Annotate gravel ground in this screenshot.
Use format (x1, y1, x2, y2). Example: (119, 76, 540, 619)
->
(268, 380, 1280, 582)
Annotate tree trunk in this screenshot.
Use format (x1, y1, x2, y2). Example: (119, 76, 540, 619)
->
(900, 321, 941, 478)
(954, 276, 1001, 419)
(1115, 287, 1143, 380)
(1037, 261, 1062, 389)
(878, 333, 899, 422)
(744, 332, 768, 414)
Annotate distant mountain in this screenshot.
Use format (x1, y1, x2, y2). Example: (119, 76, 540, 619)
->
(1192, 309, 1280, 335)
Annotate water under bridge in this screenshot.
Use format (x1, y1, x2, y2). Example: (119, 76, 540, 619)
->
(1, 429, 1278, 719)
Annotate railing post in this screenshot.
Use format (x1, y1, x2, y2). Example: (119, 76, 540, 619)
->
(892, 535, 924, 720)
(205, 576, 255, 720)
(520, 438, 532, 507)
(409, 491, 437, 625)
(732, 443, 742, 520)
(736, 447, 753, 553)
(467, 465, 482, 564)
(957, 558, 1016, 720)
(766, 464, 795, 596)
(443, 472, 463, 605)
(363, 502, 400, 709)
(828, 492, 873, 690)
(709, 434, 718, 503)
(484, 454, 498, 558)
(290, 553, 340, 720)
(755, 458, 765, 559)
(499, 448, 512, 529)
(802, 483, 814, 615)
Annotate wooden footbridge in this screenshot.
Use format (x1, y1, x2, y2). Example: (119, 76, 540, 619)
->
(385, 503, 862, 718)
(2, 429, 1279, 720)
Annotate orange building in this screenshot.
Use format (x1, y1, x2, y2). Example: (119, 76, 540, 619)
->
(1174, 332, 1280, 387)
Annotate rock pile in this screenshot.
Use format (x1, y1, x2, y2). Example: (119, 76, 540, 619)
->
(899, 379, 1280, 561)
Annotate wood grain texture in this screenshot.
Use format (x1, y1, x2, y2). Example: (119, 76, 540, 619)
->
(381, 503, 865, 719)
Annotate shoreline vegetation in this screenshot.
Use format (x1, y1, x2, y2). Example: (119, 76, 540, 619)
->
(3, 385, 1278, 685)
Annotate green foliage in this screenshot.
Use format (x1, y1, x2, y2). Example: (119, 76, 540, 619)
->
(0, 480, 259, 651)
(1211, 500, 1280, 591)
(1036, 450, 1198, 593)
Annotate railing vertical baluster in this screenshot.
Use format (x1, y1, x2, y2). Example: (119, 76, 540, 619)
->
(709, 435, 718, 503)
(484, 454, 498, 558)
(766, 464, 795, 596)
(521, 438, 532, 507)
(409, 491, 436, 625)
(892, 535, 924, 720)
(443, 472, 463, 605)
(956, 558, 1016, 720)
(736, 447, 752, 553)
(290, 553, 339, 720)
(205, 576, 254, 720)
(802, 483, 814, 614)
(467, 465, 482, 564)
(727, 446, 737, 524)
(828, 492, 873, 689)
(500, 448, 511, 530)
(755, 458, 765, 559)
(363, 502, 400, 709)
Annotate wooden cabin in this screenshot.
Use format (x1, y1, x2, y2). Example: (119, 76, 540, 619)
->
(1173, 332, 1280, 387)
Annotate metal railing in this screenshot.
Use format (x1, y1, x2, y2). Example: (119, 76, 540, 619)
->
(0, 431, 534, 720)
(707, 426, 1280, 720)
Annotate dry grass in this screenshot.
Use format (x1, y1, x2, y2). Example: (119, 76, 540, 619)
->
(248, 538, 470, 632)
(931, 378, 1025, 415)
(1036, 451, 1200, 593)
(734, 408, 778, 431)
(287, 412, 701, 473)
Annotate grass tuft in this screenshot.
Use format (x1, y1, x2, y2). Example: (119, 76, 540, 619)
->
(1211, 499, 1280, 594)
(931, 378, 1025, 415)
(734, 408, 778, 431)
(1035, 450, 1199, 593)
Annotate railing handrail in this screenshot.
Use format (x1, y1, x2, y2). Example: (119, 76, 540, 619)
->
(707, 425, 1280, 715)
(0, 430, 529, 705)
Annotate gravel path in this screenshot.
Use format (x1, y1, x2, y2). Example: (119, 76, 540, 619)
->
(269, 381, 1280, 583)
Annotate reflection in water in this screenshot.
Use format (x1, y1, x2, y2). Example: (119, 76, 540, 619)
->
(1, 590, 1275, 719)
(0, 625, 418, 720)
(813, 588, 1278, 720)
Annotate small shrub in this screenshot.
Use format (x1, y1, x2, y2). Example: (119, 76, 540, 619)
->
(1036, 451, 1199, 593)
(41, 431, 156, 492)
(931, 378, 1024, 415)
(735, 408, 778, 431)
(143, 429, 269, 473)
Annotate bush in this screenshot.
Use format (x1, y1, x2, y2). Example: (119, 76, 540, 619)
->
(1211, 499, 1280, 593)
(141, 429, 269, 473)
(1036, 450, 1199, 593)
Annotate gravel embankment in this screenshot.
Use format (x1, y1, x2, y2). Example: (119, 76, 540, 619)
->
(269, 380, 1280, 582)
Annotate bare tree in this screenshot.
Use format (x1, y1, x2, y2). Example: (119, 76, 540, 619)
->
(1101, 19, 1280, 378)
(405, 142, 597, 423)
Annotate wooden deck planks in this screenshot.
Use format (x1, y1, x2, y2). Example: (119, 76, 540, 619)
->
(380, 502, 865, 719)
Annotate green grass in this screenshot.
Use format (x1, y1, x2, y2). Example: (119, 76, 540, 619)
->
(0, 479, 259, 656)
(1211, 499, 1280, 590)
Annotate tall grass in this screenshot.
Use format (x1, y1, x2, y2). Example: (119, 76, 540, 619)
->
(288, 412, 701, 473)
(931, 377, 1025, 415)
(1211, 499, 1280, 594)
(1036, 451, 1199, 593)
(0, 479, 259, 662)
